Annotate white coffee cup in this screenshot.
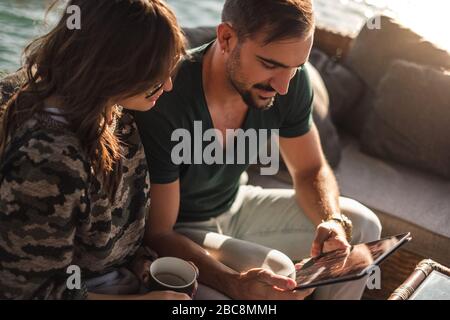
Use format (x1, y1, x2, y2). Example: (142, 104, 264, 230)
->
(148, 257, 199, 297)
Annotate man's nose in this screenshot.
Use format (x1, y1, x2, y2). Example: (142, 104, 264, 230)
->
(270, 69, 296, 96)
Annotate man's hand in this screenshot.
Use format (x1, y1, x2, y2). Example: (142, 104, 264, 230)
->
(311, 220, 351, 257)
(230, 268, 314, 300)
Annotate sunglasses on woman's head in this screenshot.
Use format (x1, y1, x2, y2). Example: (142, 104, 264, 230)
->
(145, 82, 164, 99)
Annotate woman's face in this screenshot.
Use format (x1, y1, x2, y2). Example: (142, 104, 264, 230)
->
(117, 77, 173, 112)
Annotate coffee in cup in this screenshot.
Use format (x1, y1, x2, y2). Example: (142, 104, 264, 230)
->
(148, 257, 199, 298)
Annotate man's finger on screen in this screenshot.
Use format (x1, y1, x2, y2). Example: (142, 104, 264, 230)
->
(311, 225, 335, 254)
(295, 258, 311, 272)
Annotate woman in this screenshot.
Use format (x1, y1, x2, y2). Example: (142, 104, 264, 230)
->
(0, 0, 187, 300)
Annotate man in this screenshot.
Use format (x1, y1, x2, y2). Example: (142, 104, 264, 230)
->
(135, 0, 381, 300)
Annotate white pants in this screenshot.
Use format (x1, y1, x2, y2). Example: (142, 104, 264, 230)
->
(176, 185, 382, 300)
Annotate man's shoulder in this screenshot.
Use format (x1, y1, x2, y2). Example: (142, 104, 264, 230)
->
(146, 47, 208, 118)
(287, 66, 312, 97)
(171, 41, 212, 87)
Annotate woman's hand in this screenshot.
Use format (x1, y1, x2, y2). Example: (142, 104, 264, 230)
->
(129, 246, 159, 286)
(130, 258, 153, 286)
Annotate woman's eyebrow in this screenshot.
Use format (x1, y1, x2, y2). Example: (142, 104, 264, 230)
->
(256, 55, 305, 69)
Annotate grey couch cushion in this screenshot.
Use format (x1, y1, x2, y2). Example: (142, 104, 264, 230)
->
(344, 15, 450, 137)
(309, 48, 365, 126)
(183, 26, 216, 49)
(306, 62, 341, 168)
(346, 15, 450, 91)
(360, 60, 450, 179)
(335, 135, 450, 240)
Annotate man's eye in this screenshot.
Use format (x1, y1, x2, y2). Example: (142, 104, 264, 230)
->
(262, 62, 277, 70)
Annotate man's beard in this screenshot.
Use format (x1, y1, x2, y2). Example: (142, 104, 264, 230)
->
(226, 48, 276, 111)
(234, 82, 276, 111)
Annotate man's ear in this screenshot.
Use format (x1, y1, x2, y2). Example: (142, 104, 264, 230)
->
(216, 22, 238, 54)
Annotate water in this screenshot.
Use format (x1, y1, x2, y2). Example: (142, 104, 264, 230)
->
(1, 0, 449, 73)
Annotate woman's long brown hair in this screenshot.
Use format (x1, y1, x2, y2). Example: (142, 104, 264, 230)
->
(0, 0, 185, 198)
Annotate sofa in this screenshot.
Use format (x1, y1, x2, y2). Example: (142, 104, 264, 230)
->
(1, 16, 449, 299)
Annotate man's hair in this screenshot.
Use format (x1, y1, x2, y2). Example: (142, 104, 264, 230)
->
(222, 0, 314, 44)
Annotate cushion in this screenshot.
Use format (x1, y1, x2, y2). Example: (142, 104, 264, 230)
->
(183, 27, 216, 49)
(346, 15, 450, 90)
(334, 135, 450, 265)
(360, 60, 450, 179)
(306, 62, 341, 168)
(340, 89, 376, 138)
(309, 48, 365, 126)
(344, 15, 450, 137)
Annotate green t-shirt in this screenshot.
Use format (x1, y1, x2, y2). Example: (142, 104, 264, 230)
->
(134, 42, 314, 222)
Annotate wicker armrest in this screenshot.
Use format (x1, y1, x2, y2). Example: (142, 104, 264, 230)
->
(388, 259, 450, 300)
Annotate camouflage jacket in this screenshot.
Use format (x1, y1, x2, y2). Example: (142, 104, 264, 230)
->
(0, 108, 151, 299)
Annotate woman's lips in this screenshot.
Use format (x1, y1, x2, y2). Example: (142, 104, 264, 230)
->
(149, 94, 162, 102)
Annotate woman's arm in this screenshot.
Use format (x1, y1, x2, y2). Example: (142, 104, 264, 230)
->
(0, 138, 89, 300)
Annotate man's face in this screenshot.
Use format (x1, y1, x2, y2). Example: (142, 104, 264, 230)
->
(225, 32, 313, 110)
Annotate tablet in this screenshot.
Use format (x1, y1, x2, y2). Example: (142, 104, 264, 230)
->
(295, 232, 412, 290)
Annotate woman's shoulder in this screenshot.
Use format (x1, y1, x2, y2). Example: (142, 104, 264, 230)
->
(116, 111, 149, 188)
(2, 116, 91, 183)
(118, 110, 147, 155)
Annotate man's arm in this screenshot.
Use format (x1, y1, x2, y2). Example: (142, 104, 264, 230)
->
(279, 124, 340, 225)
(143, 180, 313, 299)
(279, 124, 350, 256)
(144, 180, 238, 294)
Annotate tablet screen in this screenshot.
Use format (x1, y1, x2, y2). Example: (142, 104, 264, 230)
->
(295, 233, 411, 289)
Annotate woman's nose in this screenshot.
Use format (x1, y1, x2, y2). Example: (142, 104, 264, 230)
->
(163, 77, 173, 92)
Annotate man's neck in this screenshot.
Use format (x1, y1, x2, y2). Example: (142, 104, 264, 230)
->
(202, 41, 246, 112)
